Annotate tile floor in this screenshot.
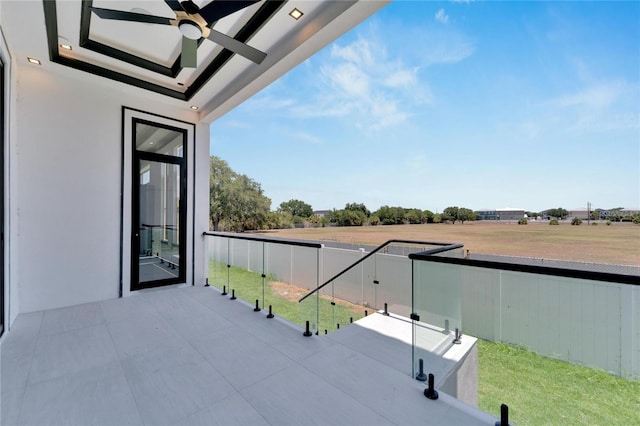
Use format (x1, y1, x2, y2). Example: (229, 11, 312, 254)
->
(1, 284, 495, 425)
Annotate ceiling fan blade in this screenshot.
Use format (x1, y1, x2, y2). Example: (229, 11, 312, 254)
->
(163, 0, 184, 12)
(181, 36, 198, 68)
(207, 29, 266, 64)
(90, 7, 173, 25)
(198, 0, 261, 24)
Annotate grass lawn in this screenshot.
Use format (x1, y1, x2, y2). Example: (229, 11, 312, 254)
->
(263, 221, 640, 266)
(478, 339, 640, 425)
(208, 260, 365, 333)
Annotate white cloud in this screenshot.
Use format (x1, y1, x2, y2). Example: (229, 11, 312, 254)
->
(244, 95, 296, 111)
(550, 81, 628, 110)
(283, 131, 324, 145)
(287, 35, 424, 129)
(280, 20, 472, 131)
(435, 9, 449, 24)
(384, 68, 418, 89)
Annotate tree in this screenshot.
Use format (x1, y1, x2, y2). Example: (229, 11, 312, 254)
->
(443, 207, 460, 224)
(571, 217, 582, 226)
(458, 207, 476, 224)
(405, 209, 423, 224)
(374, 205, 405, 225)
(546, 208, 568, 220)
(209, 156, 271, 231)
(332, 209, 366, 226)
(344, 202, 371, 217)
(423, 210, 435, 223)
(278, 199, 313, 218)
(608, 207, 624, 222)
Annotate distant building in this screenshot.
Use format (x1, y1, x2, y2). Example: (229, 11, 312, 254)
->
(313, 210, 332, 218)
(476, 210, 498, 220)
(568, 209, 589, 219)
(475, 208, 525, 221)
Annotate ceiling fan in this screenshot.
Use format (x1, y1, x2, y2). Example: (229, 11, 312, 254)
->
(90, 0, 267, 68)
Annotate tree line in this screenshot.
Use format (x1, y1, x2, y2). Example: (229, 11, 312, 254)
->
(209, 156, 481, 231)
(209, 156, 639, 230)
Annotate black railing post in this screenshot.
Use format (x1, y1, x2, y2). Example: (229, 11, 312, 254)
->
(415, 359, 427, 381)
(221, 285, 227, 296)
(204, 278, 209, 287)
(453, 328, 462, 344)
(424, 373, 439, 400)
(267, 305, 274, 319)
(495, 404, 509, 426)
(383, 303, 389, 316)
(254, 300, 260, 312)
(230, 289, 236, 300)
(303, 321, 312, 337)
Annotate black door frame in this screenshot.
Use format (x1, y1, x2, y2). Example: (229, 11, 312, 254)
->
(0, 58, 4, 336)
(130, 118, 188, 291)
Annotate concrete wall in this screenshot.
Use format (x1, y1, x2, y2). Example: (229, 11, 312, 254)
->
(458, 265, 639, 379)
(7, 62, 208, 319)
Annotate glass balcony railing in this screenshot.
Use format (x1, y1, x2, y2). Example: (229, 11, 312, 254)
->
(408, 251, 640, 381)
(204, 232, 321, 328)
(299, 241, 463, 337)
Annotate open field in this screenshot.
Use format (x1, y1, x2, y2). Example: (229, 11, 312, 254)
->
(262, 221, 640, 266)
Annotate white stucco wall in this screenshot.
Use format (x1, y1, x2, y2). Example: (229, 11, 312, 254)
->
(10, 63, 207, 316)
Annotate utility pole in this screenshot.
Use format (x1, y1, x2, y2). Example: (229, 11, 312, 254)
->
(587, 201, 591, 225)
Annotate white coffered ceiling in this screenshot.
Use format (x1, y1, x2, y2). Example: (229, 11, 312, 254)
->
(0, 0, 389, 122)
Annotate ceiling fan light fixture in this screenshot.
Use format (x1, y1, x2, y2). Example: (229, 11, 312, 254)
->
(179, 21, 202, 40)
(289, 8, 303, 20)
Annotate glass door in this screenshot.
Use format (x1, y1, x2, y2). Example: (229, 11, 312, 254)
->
(131, 120, 186, 290)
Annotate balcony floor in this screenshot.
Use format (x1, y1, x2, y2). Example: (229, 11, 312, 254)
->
(1, 284, 493, 425)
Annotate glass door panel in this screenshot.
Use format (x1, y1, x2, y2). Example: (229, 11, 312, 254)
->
(137, 160, 182, 286)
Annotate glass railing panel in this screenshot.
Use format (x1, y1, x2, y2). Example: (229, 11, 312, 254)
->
(323, 247, 366, 332)
(207, 236, 229, 289)
(412, 259, 461, 378)
(367, 251, 412, 318)
(227, 238, 261, 305)
(494, 270, 622, 374)
(260, 243, 319, 329)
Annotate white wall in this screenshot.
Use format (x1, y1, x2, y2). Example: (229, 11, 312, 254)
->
(0, 22, 12, 328)
(10, 63, 205, 315)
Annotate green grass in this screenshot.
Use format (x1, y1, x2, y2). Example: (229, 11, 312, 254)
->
(478, 339, 640, 425)
(208, 261, 365, 333)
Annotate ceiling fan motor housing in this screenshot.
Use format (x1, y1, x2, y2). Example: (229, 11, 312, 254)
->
(179, 20, 202, 39)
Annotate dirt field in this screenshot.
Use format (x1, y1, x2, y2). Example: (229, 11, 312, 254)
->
(261, 221, 640, 266)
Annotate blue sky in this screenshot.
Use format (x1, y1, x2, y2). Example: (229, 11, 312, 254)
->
(210, 1, 639, 214)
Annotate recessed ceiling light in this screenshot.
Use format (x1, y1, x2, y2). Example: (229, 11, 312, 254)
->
(60, 44, 72, 51)
(27, 57, 41, 65)
(190, 105, 199, 111)
(149, 141, 155, 145)
(289, 8, 303, 20)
